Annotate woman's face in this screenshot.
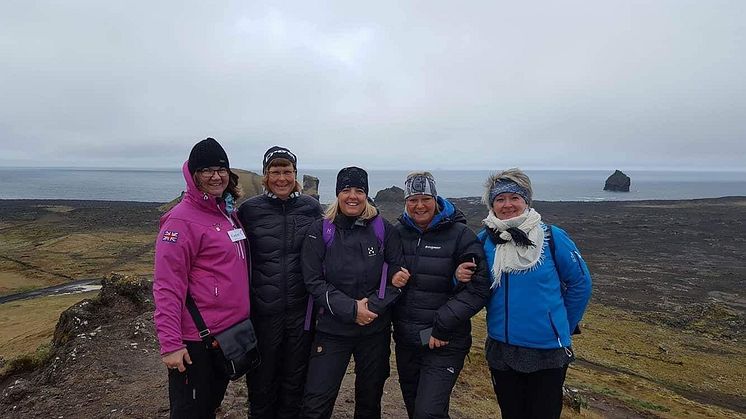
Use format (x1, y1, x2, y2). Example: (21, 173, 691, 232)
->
(195, 167, 229, 197)
(338, 187, 367, 217)
(491, 192, 528, 220)
(266, 164, 296, 200)
(405, 195, 436, 230)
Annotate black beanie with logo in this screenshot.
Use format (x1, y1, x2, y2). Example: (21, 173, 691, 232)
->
(262, 146, 298, 173)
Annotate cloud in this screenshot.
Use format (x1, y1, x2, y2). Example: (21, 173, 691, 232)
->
(0, 0, 745, 170)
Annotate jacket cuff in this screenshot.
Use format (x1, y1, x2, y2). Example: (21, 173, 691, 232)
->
(159, 340, 186, 356)
(430, 325, 450, 342)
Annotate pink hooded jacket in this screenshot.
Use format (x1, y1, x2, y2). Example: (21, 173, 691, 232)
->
(153, 161, 250, 355)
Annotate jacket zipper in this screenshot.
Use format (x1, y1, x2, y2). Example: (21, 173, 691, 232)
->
(281, 202, 288, 309)
(504, 272, 510, 344)
(412, 235, 423, 281)
(217, 203, 245, 260)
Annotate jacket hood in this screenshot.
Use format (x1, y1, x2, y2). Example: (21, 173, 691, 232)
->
(180, 160, 224, 214)
(399, 196, 465, 232)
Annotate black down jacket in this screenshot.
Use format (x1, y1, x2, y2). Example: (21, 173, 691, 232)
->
(393, 197, 490, 349)
(302, 213, 406, 337)
(238, 193, 323, 316)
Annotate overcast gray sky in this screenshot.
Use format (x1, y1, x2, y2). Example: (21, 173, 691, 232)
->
(1, 1, 744, 170)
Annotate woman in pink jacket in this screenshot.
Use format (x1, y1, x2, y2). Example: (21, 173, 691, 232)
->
(154, 138, 250, 418)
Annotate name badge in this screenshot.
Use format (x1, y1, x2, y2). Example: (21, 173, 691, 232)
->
(228, 228, 246, 242)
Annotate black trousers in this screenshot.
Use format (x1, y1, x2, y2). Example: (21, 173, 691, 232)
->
(300, 330, 391, 419)
(490, 365, 568, 419)
(395, 344, 466, 419)
(168, 340, 230, 419)
(248, 309, 313, 419)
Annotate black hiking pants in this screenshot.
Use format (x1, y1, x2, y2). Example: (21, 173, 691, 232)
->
(490, 365, 568, 419)
(168, 340, 230, 419)
(395, 343, 466, 419)
(300, 330, 391, 419)
(247, 308, 313, 419)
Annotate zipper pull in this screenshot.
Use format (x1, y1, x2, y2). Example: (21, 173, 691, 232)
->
(417, 237, 421, 247)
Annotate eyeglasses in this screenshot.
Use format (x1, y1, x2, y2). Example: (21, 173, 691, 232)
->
(267, 169, 296, 179)
(197, 167, 229, 177)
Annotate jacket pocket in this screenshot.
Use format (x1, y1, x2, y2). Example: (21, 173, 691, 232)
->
(547, 311, 563, 348)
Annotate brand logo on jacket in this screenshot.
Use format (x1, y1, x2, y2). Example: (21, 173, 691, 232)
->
(367, 246, 376, 256)
(424, 245, 441, 250)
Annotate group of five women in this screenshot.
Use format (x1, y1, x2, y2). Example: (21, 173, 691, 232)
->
(154, 138, 592, 419)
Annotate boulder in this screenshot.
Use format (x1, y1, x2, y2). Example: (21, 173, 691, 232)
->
(302, 175, 320, 200)
(604, 170, 631, 192)
(233, 168, 264, 204)
(374, 186, 405, 204)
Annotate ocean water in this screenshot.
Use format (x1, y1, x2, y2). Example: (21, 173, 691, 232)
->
(1, 167, 745, 203)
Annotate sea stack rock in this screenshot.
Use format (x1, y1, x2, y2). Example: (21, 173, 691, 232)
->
(302, 175, 320, 200)
(374, 186, 405, 204)
(604, 170, 631, 192)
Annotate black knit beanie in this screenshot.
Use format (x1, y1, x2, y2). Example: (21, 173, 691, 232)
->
(262, 146, 297, 172)
(188, 138, 229, 175)
(336, 166, 368, 196)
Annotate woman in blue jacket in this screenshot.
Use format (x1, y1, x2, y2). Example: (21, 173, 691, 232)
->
(478, 168, 592, 419)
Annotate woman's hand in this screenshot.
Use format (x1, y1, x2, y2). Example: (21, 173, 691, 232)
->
(428, 336, 449, 349)
(162, 348, 192, 372)
(455, 262, 476, 283)
(392, 267, 411, 288)
(355, 298, 379, 326)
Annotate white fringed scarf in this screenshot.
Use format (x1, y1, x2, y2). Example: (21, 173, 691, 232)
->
(482, 208, 544, 287)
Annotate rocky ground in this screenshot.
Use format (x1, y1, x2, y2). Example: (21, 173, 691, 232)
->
(0, 196, 745, 418)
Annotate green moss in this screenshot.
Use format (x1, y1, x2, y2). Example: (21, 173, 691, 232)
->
(1, 343, 52, 378)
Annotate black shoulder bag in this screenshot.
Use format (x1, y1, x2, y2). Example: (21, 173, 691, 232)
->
(185, 293, 260, 380)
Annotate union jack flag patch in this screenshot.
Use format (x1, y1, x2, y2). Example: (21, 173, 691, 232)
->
(162, 230, 179, 243)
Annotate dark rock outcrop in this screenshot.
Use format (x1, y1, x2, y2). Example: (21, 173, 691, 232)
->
(604, 170, 631, 192)
(373, 186, 405, 204)
(302, 175, 320, 200)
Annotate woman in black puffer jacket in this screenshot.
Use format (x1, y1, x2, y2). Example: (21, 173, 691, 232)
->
(300, 166, 408, 419)
(393, 172, 490, 419)
(237, 146, 322, 419)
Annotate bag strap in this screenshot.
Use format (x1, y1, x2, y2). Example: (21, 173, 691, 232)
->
(185, 293, 214, 346)
(371, 216, 388, 299)
(322, 218, 335, 247)
(545, 224, 581, 335)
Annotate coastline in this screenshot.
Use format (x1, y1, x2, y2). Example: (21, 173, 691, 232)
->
(1, 196, 745, 416)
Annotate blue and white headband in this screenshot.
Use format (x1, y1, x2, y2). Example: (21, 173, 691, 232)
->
(489, 180, 530, 205)
(405, 173, 437, 198)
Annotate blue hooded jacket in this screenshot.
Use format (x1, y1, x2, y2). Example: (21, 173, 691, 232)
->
(478, 224, 592, 349)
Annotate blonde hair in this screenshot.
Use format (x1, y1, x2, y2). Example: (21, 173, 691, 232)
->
(324, 199, 378, 221)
